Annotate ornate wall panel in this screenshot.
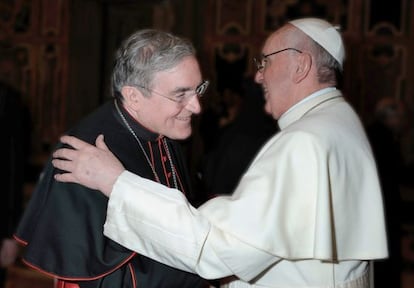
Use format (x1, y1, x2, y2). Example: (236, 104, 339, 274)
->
(204, 0, 255, 103)
(358, 44, 406, 119)
(351, 0, 412, 122)
(215, 0, 252, 35)
(261, 0, 348, 32)
(0, 0, 68, 158)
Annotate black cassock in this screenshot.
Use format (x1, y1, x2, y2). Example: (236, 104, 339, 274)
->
(15, 100, 207, 288)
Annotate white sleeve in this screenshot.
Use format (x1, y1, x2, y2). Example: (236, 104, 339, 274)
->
(103, 171, 279, 281)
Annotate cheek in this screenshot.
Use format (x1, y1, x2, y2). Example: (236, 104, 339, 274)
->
(163, 109, 187, 129)
(148, 105, 177, 129)
(163, 117, 193, 140)
(166, 108, 183, 122)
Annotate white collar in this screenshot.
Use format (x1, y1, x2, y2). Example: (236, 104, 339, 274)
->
(283, 87, 336, 116)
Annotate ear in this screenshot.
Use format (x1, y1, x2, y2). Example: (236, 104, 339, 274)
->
(121, 86, 142, 109)
(292, 52, 312, 83)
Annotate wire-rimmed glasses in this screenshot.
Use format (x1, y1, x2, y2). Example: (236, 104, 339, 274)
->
(137, 80, 210, 105)
(253, 48, 302, 71)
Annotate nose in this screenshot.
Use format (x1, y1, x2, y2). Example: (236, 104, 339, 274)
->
(185, 95, 202, 114)
(254, 70, 263, 84)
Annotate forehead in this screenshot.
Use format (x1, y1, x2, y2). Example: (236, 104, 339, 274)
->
(152, 56, 202, 88)
(262, 25, 290, 52)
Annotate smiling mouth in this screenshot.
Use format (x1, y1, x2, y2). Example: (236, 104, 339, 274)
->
(176, 115, 192, 121)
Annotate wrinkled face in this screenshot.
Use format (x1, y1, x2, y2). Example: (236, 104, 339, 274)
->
(135, 56, 204, 140)
(254, 28, 298, 119)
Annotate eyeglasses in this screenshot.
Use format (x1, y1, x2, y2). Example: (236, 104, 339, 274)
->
(137, 80, 209, 105)
(253, 48, 302, 71)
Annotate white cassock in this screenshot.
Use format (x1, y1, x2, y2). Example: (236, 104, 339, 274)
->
(103, 89, 388, 287)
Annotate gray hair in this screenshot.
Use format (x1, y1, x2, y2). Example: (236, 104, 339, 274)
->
(111, 29, 196, 98)
(287, 25, 341, 85)
(310, 40, 341, 85)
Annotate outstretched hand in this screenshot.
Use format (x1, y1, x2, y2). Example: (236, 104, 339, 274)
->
(52, 134, 125, 197)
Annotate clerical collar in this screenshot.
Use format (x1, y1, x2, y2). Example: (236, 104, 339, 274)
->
(112, 99, 159, 141)
(283, 87, 336, 116)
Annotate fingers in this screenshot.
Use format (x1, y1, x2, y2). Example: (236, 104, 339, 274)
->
(60, 135, 91, 150)
(53, 172, 78, 184)
(95, 134, 109, 151)
(59, 134, 107, 152)
(51, 158, 73, 172)
(52, 147, 77, 160)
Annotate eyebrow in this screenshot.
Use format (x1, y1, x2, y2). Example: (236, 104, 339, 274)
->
(172, 87, 192, 94)
(171, 82, 203, 94)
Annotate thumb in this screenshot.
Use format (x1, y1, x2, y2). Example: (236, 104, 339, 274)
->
(96, 134, 109, 151)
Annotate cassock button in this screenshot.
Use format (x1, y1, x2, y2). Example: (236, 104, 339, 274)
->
(163, 156, 167, 162)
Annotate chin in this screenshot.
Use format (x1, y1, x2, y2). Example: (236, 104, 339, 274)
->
(264, 105, 272, 116)
(169, 129, 192, 140)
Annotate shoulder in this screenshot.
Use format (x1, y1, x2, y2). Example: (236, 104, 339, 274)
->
(66, 101, 120, 143)
(253, 129, 325, 169)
